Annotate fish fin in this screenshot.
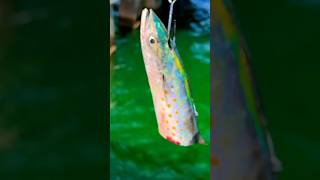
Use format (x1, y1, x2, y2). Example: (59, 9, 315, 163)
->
(193, 104, 199, 117)
(271, 155, 283, 173)
(198, 135, 207, 145)
(266, 131, 283, 173)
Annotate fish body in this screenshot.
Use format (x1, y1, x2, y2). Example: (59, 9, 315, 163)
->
(140, 9, 203, 146)
(212, 0, 281, 179)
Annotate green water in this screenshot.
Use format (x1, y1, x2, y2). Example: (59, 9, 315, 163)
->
(110, 28, 210, 179)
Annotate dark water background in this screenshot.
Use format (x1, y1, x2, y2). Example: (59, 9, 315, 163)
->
(232, 0, 320, 179)
(0, 0, 107, 179)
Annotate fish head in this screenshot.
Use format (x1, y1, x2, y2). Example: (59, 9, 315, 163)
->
(140, 8, 170, 65)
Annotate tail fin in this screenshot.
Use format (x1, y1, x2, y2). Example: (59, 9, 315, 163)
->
(266, 132, 283, 173)
(198, 135, 207, 145)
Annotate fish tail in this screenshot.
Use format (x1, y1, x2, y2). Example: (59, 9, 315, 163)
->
(266, 131, 283, 173)
(192, 133, 207, 145)
(198, 135, 207, 145)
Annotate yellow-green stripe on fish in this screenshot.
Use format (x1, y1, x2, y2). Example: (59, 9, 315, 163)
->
(140, 9, 205, 146)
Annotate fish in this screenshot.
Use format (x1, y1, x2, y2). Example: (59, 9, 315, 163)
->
(211, 0, 282, 179)
(140, 8, 205, 146)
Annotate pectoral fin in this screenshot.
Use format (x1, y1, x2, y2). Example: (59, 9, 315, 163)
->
(193, 104, 199, 117)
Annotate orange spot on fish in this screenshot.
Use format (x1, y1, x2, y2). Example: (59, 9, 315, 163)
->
(172, 126, 176, 130)
(161, 97, 165, 101)
(168, 114, 172, 118)
(164, 90, 168, 94)
(167, 104, 171, 108)
(175, 111, 179, 115)
(173, 98, 177, 102)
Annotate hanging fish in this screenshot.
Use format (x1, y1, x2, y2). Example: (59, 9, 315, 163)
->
(140, 8, 205, 146)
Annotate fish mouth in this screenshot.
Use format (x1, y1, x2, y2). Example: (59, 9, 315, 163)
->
(140, 8, 169, 43)
(141, 8, 167, 35)
(140, 8, 150, 35)
(141, 8, 150, 22)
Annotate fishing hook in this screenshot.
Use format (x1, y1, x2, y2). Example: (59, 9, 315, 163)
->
(167, 0, 177, 38)
(170, 19, 177, 49)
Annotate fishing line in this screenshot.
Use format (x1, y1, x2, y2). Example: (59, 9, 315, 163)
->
(167, 0, 177, 39)
(167, 0, 177, 49)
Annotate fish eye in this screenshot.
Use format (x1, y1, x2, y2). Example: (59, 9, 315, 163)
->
(149, 36, 156, 44)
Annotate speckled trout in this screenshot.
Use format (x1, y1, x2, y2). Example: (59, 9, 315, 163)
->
(140, 8, 205, 146)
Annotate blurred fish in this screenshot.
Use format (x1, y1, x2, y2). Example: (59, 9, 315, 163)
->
(140, 8, 205, 146)
(212, 0, 282, 179)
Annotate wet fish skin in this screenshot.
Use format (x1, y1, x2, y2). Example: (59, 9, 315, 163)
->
(140, 8, 204, 146)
